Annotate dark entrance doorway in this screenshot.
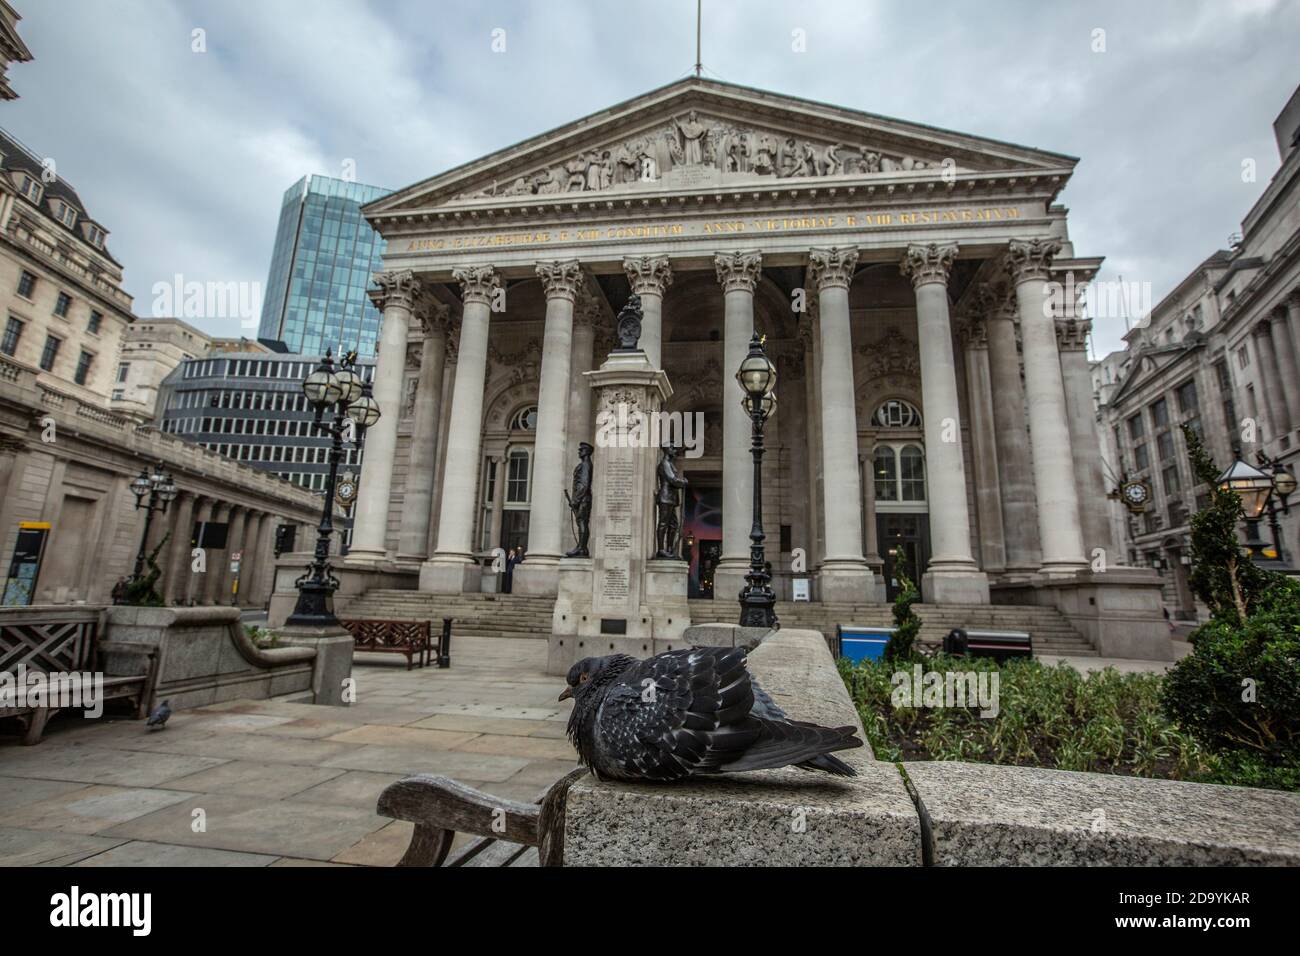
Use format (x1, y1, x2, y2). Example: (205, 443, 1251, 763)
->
(683, 479, 721, 598)
(877, 512, 930, 601)
(501, 511, 529, 554)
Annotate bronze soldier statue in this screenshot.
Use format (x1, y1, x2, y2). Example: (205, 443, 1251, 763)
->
(564, 442, 593, 558)
(655, 443, 689, 560)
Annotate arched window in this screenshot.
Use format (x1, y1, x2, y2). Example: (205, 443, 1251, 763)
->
(509, 405, 538, 431)
(873, 442, 926, 507)
(872, 399, 922, 428)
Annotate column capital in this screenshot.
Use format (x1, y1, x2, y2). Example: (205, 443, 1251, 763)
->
(535, 259, 583, 302)
(714, 250, 762, 294)
(807, 246, 860, 290)
(370, 269, 422, 312)
(623, 255, 674, 297)
(960, 316, 989, 350)
(414, 298, 451, 337)
(573, 295, 603, 330)
(1286, 287, 1300, 309)
(900, 242, 957, 288)
(1005, 238, 1062, 285)
(452, 265, 502, 306)
(1252, 318, 1274, 337)
(1055, 318, 1090, 352)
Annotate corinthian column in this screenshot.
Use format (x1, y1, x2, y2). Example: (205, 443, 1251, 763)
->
(1007, 239, 1086, 573)
(1058, 317, 1115, 561)
(350, 269, 421, 563)
(1274, 302, 1300, 437)
(984, 284, 1041, 573)
(397, 300, 450, 562)
(516, 260, 582, 595)
(422, 266, 500, 593)
(808, 247, 875, 602)
(1253, 320, 1292, 438)
(900, 243, 988, 603)
(713, 250, 762, 601)
(623, 255, 673, 369)
(961, 316, 1006, 574)
(565, 297, 599, 473)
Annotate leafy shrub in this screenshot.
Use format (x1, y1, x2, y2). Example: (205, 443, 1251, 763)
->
(884, 567, 921, 663)
(122, 534, 169, 607)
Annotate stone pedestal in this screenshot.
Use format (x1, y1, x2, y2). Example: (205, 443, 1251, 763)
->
(545, 349, 691, 674)
(275, 623, 355, 706)
(419, 556, 481, 595)
(992, 567, 1173, 661)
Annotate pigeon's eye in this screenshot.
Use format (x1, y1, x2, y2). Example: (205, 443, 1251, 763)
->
(579, 672, 590, 683)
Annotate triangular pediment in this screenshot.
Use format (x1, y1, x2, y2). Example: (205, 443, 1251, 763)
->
(366, 77, 1077, 217)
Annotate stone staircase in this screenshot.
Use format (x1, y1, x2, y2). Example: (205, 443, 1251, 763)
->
(338, 589, 1097, 657)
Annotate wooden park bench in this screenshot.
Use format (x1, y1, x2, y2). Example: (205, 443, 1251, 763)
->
(340, 618, 435, 670)
(0, 607, 158, 745)
(943, 626, 1032, 662)
(377, 768, 588, 867)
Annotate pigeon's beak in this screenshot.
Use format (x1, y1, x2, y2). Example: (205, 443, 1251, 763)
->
(558, 686, 574, 702)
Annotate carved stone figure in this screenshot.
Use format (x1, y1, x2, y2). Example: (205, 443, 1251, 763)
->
(655, 444, 689, 560)
(674, 110, 709, 166)
(564, 442, 593, 558)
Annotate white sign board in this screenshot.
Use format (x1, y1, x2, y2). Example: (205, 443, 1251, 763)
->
(792, 578, 810, 602)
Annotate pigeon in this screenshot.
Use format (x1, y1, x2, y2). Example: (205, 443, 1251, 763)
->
(559, 647, 861, 782)
(145, 700, 171, 730)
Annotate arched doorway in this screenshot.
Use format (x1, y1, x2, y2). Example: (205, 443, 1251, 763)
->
(870, 399, 930, 601)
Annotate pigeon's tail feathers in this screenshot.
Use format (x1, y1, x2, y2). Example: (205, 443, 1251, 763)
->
(718, 718, 863, 776)
(797, 752, 857, 776)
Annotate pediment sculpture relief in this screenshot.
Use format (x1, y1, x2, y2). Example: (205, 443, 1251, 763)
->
(459, 111, 944, 200)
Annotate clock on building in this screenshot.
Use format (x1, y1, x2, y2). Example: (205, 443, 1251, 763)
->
(1120, 479, 1151, 513)
(335, 471, 359, 506)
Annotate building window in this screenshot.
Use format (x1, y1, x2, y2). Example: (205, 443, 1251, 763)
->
(53, 292, 72, 318)
(1150, 397, 1169, 430)
(1175, 379, 1198, 414)
(39, 335, 61, 372)
(1127, 413, 1144, 441)
(17, 270, 36, 299)
(873, 446, 897, 502)
(0, 316, 22, 356)
(1157, 431, 1176, 462)
(117, 362, 129, 382)
(1237, 346, 1250, 369)
(1162, 464, 1181, 495)
(872, 399, 923, 429)
(84, 223, 106, 248)
(17, 174, 42, 203)
(509, 405, 539, 431)
(1134, 442, 1150, 471)
(74, 350, 94, 385)
(87, 310, 103, 334)
(506, 447, 532, 503)
(873, 443, 927, 504)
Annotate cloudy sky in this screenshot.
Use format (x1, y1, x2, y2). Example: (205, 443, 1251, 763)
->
(4, 0, 1296, 356)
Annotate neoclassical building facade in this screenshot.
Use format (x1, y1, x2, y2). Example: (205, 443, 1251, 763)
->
(339, 78, 1160, 645)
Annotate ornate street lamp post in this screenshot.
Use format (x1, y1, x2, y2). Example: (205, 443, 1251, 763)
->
(1216, 456, 1282, 568)
(1256, 453, 1296, 566)
(129, 462, 178, 583)
(736, 332, 778, 629)
(286, 349, 380, 627)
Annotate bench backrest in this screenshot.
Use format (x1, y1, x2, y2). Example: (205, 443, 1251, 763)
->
(0, 609, 99, 674)
(339, 619, 430, 650)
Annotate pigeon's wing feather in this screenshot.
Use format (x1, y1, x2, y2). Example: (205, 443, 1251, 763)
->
(593, 647, 761, 780)
(748, 675, 789, 721)
(717, 717, 863, 774)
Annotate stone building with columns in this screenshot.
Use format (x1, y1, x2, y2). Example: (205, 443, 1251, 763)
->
(338, 78, 1166, 654)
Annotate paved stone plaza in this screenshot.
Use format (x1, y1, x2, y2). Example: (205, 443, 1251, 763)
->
(0, 638, 578, 866)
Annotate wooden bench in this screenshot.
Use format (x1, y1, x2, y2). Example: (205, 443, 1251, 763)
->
(340, 619, 434, 670)
(0, 607, 158, 745)
(943, 626, 1032, 662)
(377, 768, 588, 867)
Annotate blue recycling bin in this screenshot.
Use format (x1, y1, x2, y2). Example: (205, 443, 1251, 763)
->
(837, 625, 897, 662)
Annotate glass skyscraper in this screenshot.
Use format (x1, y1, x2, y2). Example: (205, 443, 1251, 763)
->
(258, 175, 392, 358)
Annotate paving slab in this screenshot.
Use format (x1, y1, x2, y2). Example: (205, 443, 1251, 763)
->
(0, 744, 229, 787)
(162, 760, 347, 799)
(0, 774, 93, 810)
(325, 724, 481, 750)
(453, 733, 576, 761)
(0, 785, 195, 834)
(73, 840, 279, 867)
(0, 825, 126, 866)
(319, 744, 532, 782)
(294, 771, 413, 810)
(331, 820, 415, 866)
(100, 792, 387, 861)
